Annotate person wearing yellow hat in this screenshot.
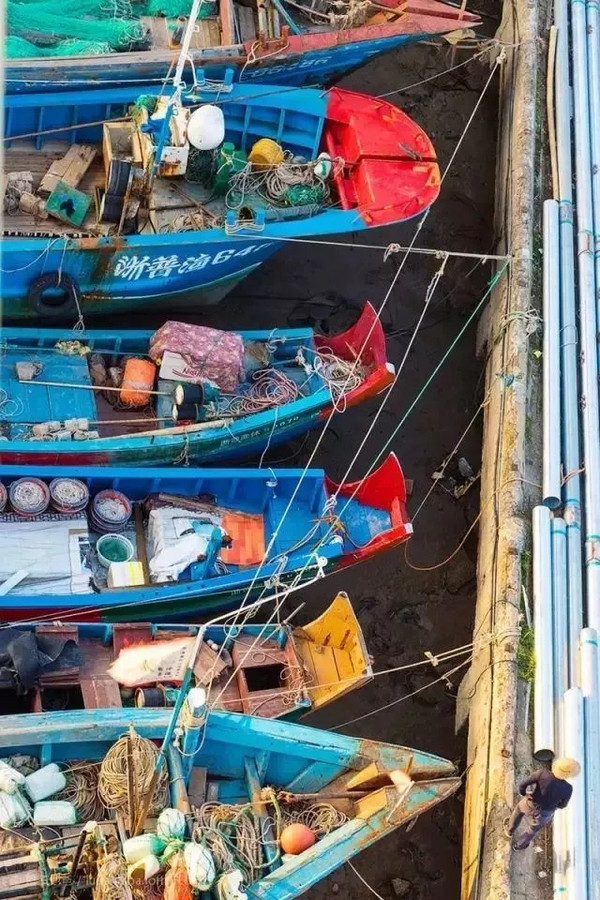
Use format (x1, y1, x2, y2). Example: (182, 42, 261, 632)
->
(505, 757, 581, 850)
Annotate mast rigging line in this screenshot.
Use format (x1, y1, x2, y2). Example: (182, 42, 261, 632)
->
(186, 50, 508, 707)
(332, 659, 472, 730)
(0, 46, 504, 685)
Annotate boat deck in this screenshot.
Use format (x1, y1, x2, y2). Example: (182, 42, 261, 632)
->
(3, 141, 228, 238)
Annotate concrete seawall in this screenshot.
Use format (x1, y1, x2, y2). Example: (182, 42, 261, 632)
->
(461, 1, 545, 898)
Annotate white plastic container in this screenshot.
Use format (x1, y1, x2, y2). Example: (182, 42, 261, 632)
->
(24, 763, 66, 802)
(127, 854, 161, 881)
(0, 790, 30, 828)
(33, 800, 77, 827)
(0, 761, 26, 794)
(122, 834, 167, 865)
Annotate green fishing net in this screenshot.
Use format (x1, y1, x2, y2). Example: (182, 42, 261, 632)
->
(143, 0, 197, 16)
(4, 0, 211, 59)
(7, 1, 147, 51)
(6, 34, 113, 56)
(132, 94, 159, 114)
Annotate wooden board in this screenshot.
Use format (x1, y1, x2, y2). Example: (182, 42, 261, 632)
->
(39, 144, 97, 197)
(79, 638, 122, 709)
(236, 5, 257, 41)
(193, 641, 228, 685)
(188, 766, 208, 806)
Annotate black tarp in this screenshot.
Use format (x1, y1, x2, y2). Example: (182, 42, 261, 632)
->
(0, 629, 81, 694)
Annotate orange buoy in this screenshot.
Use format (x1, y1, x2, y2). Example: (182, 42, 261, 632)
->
(280, 823, 316, 855)
(119, 358, 157, 407)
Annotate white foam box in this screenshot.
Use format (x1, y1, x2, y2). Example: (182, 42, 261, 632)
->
(107, 561, 146, 588)
(159, 350, 206, 385)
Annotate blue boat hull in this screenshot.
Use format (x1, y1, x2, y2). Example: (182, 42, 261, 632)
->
(2, 234, 278, 319)
(3, 81, 440, 318)
(0, 458, 412, 622)
(0, 706, 460, 899)
(5, 32, 428, 94)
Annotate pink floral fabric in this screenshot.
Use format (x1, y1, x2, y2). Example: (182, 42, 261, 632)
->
(149, 322, 244, 393)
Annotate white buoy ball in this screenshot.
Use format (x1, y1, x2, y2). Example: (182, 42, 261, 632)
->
(187, 105, 225, 150)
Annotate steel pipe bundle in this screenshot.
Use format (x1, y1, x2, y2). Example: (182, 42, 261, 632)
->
(531, 0, 600, 893)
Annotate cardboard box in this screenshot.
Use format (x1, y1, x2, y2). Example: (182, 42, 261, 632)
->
(107, 561, 146, 588)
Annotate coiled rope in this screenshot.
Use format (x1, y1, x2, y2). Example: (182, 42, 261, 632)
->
(226, 152, 343, 211)
(193, 801, 275, 885)
(280, 801, 348, 836)
(93, 853, 133, 900)
(221, 369, 300, 416)
(98, 730, 169, 819)
(57, 762, 106, 821)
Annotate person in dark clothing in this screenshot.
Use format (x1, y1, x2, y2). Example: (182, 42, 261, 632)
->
(506, 757, 580, 849)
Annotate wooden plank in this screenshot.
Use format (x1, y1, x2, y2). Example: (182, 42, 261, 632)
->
(112, 622, 153, 658)
(39, 145, 97, 197)
(236, 6, 257, 41)
(193, 641, 228, 686)
(187, 766, 208, 807)
(243, 756, 278, 871)
(80, 678, 122, 709)
(79, 638, 122, 709)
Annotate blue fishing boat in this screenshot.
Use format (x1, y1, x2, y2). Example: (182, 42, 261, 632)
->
(0, 305, 393, 466)
(0, 593, 373, 718)
(0, 459, 412, 621)
(4, 0, 480, 94)
(2, 79, 440, 318)
(0, 699, 460, 899)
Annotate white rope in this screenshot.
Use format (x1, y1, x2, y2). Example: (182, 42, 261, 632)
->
(261, 49, 506, 604)
(332, 659, 472, 730)
(348, 862, 386, 900)
(199, 48, 507, 689)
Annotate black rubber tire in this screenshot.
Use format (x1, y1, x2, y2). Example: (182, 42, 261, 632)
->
(107, 159, 132, 197)
(28, 272, 80, 318)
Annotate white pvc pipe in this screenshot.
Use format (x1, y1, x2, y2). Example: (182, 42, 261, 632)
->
(555, 0, 583, 683)
(543, 199, 562, 509)
(571, 0, 600, 635)
(580, 628, 600, 900)
(533, 506, 555, 756)
(552, 518, 569, 718)
(562, 687, 588, 899)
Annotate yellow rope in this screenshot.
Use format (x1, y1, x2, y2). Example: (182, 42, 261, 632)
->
(93, 854, 133, 900)
(98, 731, 168, 819)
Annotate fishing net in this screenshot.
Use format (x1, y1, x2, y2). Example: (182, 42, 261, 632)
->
(5, 35, 113, 57)
(5, 0, 209, 58)
(143, 0, 196, 16)
(7, 0, 147, 53)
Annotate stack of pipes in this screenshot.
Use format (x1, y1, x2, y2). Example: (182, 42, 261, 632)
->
(533, 0, 600, 894)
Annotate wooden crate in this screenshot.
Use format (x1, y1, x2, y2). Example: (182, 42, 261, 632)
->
(39, 144, 96, 197)
(102, 122, 143, 177)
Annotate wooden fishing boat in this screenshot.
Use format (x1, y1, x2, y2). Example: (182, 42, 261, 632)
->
(0, 592, 373, 718)
(0, 458, 412, 621)
(4, 0, 480, 94)
(0, 305, 393, 466)
(3, 79, 440, 318)
(0, 699, 460, 899)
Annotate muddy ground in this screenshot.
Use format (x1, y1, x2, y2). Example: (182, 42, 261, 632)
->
(192, 17, 501, 899)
